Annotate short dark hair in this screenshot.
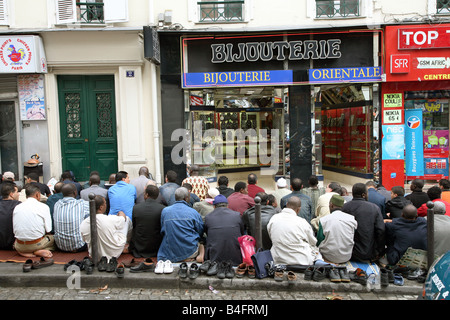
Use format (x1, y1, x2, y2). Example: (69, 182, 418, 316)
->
(61, 183, 77, 197)
(89, 174, 101, 185)
(352, 183, 367, 198)
(218, 176, 229, 186)
(27, 172, 39, 181)
(328, 182, 342, 194)
(166, 170, 177, 183)
(234, 181, 247, 192)
(115, 171, 128, 182)
(54, 182, 64, 193)
(61, 171, 73, 180)
(439, 179, 450, 190)
(267, 194, 276, 206)
(391, 186, 405, 197)
(248, 173, 257, 185)
(255, 192, 268, 204)
(411, 179, 424, 190)
(145, 185, 159, 200)
(182, 183, 192, 191)
(1, 182, 17, 198)
(94, 195, 106, 212)
(25, 183, 40, 198)
(308, 175, 319, 187)
(427, 186, 442, 201)
(365, 181, 377, 188)
(291, 178, 303, 191)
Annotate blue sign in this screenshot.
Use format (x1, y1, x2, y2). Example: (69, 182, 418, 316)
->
(308, 67, 382, 83)
(405, 109, 424, 176)
(182, 70, 293, 88)
(381, 125, 404, 160)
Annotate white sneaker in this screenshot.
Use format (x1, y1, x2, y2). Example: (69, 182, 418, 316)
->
(164, 260, 174, 273)
(154, 260, 165, 274)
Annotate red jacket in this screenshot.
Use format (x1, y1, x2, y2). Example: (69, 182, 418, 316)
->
(417, 198, 450, 217)
(247, 184, 265, 199)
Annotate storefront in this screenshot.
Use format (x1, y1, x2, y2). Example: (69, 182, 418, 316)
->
(0, 35, 48, 183)
(382, 24, 450, 190)
(158, 28, 382, 187)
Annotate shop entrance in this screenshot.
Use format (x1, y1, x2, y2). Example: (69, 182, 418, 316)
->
(57, 75, 118, 182)
(186, 86, 287, 186)
(313, 84, 379, 187)
(0, 100, 20, 179)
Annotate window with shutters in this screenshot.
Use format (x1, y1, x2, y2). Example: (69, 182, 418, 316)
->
(55, 0, 128, 25)
(198, 0, 245, 22)
(0, 0, 9, 26)
(315, 0, 360, 18)
(437, 0, 450, 14)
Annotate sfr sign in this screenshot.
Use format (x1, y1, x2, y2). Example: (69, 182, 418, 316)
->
(398, 27, 450, 49)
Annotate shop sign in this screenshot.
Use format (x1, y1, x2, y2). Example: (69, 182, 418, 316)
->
(424, 158, 449, 177)
(424, 130, 449, 151)
(398, 27, 450, 50)
(384, 93, 403, 108)
(405, 109, 424, 176)
(0, 36, 47, 73)
(383, 109, 402, 124)
(308, 67, 382, 83)
(182, 70, 293, 88)
(211, 39, 342, 63)
(382, 125, 405, 160)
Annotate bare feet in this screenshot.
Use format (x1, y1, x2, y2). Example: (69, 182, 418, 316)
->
(33, 250, 53, 258)
(17, 251, 36, 258)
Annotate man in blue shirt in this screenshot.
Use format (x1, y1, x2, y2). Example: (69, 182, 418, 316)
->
(108, 171, 136, 219)
(157, 187, 204, 263)
(366, 181, 387, 219)
(280, 178, 313, 223)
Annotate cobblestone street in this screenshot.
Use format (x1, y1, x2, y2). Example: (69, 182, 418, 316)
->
(0, 286, 419, 300)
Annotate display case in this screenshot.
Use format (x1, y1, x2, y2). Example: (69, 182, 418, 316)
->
(321, 103, 374, 175)
(188, 87, 285, 177)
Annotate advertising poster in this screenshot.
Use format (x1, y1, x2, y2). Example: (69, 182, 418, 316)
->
(18, 74, 45, 120)
(424, 130, 449, 151)
(381, 125, 405, 160)
(405, 109, 424, 176)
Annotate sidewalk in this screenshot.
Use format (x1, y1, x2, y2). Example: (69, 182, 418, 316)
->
(0, 261, 423, 296)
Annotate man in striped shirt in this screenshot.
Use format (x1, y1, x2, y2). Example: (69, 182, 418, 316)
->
(53, 183, 90, 252)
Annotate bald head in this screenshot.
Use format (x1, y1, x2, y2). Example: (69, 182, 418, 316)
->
(286, 196, 302, 213)
(402, 204, 418, 220)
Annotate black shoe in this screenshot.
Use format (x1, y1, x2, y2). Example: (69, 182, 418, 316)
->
(206, 261, 219, 276)
(312, 267, 326, 282)
(97, 256, 108, 272)
(189, 263, 200, 279)
(64, 259, 78, 271)
(82, 257, 94, 275)
(225, 262, 235, 279)
(217, 261, 228, 279)
(130, 261, 154, 273)
(115, 263, 125, 278)
(199, 260, 212, 273)
(178, 262, 188, 279)
(304, 266, 314, 281)
(380, 268, 389, 287)
(339, 268, 350, 283)
(329, 267, 341, 283)
(106, 257, 118, 272)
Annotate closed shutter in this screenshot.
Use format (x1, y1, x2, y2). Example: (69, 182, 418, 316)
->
(56, 0, 77, 24)
(0, 0, 8, 25)
(104, 0, 128, 23)
(0, 75, 18, 95)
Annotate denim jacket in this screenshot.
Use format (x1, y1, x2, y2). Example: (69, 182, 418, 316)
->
(157, 200, 204, 262)
(159, 182, 179, 205)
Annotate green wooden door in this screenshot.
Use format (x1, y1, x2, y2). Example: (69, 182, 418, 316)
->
(58, 75, 118, 182)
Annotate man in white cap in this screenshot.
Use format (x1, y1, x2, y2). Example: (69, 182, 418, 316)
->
(271, 178, 291, 206)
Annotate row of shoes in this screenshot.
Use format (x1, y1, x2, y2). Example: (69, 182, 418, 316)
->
(129, 259, 174, 274)
(97, 256, 124, 278)
(380, 266, 426, 287)
(199, 260, 235, 279)
(265, 262, 297, 283)
(304, 266, 351, 283)
(178, 262, 200, 279)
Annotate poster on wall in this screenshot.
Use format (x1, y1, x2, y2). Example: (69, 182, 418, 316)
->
(18, 74, 45, 120)
(405, 109, 424, 176)
(424, 130, 449, 151)
(381, 125, 405, 160)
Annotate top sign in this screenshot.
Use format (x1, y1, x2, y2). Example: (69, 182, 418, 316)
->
(398, 27, 450, 50)
(0, 36, 47, 73)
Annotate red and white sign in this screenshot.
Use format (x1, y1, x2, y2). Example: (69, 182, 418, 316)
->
(398, 26, 450, 49)
(390, 54, 410, 73)
(385, 24, 450, 82)
(0, 36, 47, 73)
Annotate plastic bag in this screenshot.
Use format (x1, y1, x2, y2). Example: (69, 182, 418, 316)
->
(238, 235, 256, 266)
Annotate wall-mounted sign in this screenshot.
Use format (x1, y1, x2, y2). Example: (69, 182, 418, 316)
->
(19, 74, 46, 121)
(182, 70, 293, 88)
(383, 109, 403, 124)
(384, 93, 403, 108)
(308, 67, 382, 83)
(398, 26, 450, 50)
(211, 39, 342, 63)
(0, 36, 47, 73)
(382, 125, 405, 160)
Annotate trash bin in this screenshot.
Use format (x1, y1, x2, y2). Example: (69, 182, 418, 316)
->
(23, 154, 43, 183)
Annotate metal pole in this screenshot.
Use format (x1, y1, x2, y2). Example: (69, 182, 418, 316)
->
(254, 196, 262, 250)
(88, 193, 99, 265)
(426, 201, 434, 270)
